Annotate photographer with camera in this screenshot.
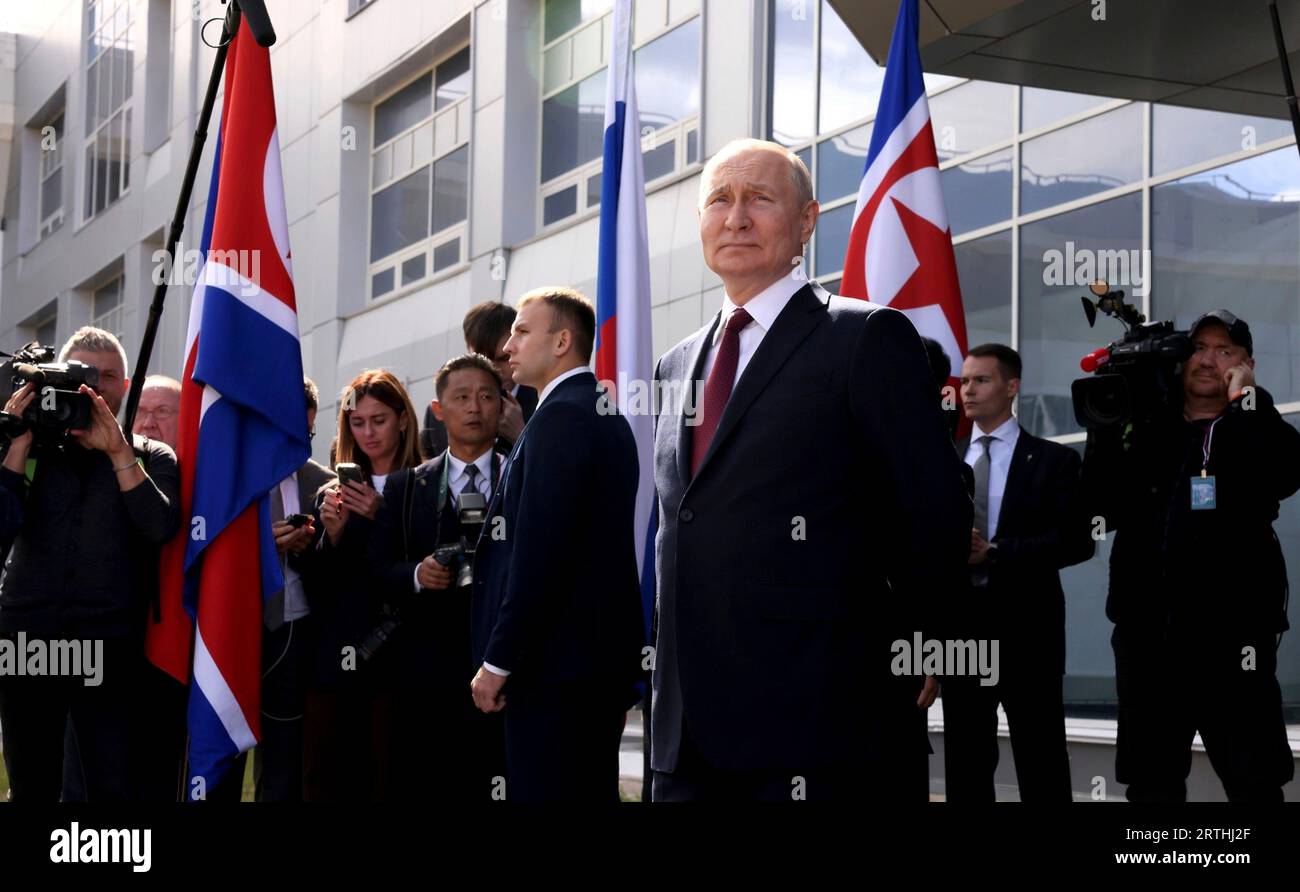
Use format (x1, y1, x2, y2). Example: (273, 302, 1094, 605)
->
(0, 327, 179, 801)
(301, 369, 422, 802)
(368, 353, 508, 802)
(1082, 307, 1300, 802)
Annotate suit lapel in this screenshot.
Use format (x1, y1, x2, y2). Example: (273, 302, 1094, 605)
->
(675, 316, 719, 490)
(692, 283, 826, 481)
(998, 426, 1035, 533)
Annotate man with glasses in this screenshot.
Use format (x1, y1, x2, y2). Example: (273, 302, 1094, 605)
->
(131, 375, 182, 449)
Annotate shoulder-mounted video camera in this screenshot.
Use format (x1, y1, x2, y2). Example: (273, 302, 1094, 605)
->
(0, 343, 99, 443)
(1071, 282, 1193, 431)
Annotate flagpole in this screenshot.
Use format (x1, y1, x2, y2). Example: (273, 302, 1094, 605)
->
(121, 0, 276, 436)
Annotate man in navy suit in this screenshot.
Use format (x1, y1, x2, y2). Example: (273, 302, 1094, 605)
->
(942, 344, 1093, 802)
(469, 287, 645, 802)
(650, 139, 972, 801)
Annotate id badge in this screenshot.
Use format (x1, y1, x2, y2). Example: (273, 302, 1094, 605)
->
(1190, 474, 1217, 510)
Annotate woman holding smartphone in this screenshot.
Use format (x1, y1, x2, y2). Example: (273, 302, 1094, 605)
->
(302, 368, 421, 802)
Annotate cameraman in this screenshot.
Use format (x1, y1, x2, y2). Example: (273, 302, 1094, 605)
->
(1084, 310, 1300, 802)
(0, 327, 179, 801)
(368, 353, 508, 801)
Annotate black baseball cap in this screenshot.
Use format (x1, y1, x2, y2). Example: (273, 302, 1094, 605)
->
(1189, 309, 1252, 357)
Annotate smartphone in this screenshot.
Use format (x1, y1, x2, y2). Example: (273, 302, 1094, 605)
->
(286, 513, 312, 528)
(336, 462, 364, 487)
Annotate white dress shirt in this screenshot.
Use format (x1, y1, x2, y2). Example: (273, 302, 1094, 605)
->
(412, 448, 494, 593)
(536, 365, 590, 407)
(962, 415, 1020, 541)
(701, 273, 806, 388)
(278, 473, 310, 622)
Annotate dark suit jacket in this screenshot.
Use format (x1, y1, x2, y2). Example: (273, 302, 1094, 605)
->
(651, 282, 972, 775)
(956, 425, 1093, 675)
(368, 449, 502, 688)
(421, 385, 538, 459)
(470, 371, 644, 700)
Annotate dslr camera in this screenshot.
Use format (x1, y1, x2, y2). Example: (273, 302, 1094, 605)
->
(1071, 282, 1192, 430)
(0, 343, 99, 442)
(357, 489, 490, 663)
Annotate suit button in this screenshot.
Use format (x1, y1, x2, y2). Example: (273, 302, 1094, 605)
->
(679, 508, 694, 523)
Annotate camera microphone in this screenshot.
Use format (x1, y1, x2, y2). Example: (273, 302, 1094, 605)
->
(1080, 348, 1111, 373)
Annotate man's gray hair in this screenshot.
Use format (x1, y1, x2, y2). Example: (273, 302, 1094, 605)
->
(698, 138, 815, 208)
(142, 374, 181, 393)
(58, 326, 129, 375)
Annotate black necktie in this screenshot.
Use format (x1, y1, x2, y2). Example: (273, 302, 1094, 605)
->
(971, 435, 994, 588)
(459, 463, 481, 503)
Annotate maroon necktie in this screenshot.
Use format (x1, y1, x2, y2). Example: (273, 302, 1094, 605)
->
(691, 308, 753, 477)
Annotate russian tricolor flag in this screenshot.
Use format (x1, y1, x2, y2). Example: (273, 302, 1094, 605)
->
(144, 18, 309, 799)
(594, 0, 656, 643)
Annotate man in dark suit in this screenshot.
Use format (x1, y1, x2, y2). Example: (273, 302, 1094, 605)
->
(469, 287, 644, 802)
(370, 354, 508, 801)
(650, 139, 972, 802)
(421, 301, 537, 458)
(941, 344, 1093, 802)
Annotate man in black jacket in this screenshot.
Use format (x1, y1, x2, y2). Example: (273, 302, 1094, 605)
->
(370, 353, 507, 801)
(469, 288, 644, 802)
(1085, 310, 1300, 802)
(0, 327, 179, 801)
(942, 344, 1093, 802)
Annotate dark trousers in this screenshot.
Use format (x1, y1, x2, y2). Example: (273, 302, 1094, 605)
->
(209, 617, 314, 802)
(1113, 625, 1293, 802)
(877, 674, 933, 803)
(652, 714, 861, 802)
(942, 668, 1072, 803)
(0, 635, 135, 802)
(302, 683, 397, 802)
(503, 684, 624, 802)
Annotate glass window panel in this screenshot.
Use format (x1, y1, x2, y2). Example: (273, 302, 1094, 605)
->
(41, 167, 62, 222)
(796, 146, 812, 177)
(541, 68, 607, 182)
(371, 267, 395, 299)
(105, 111, 123, 204)
(370, 167, 431, 262)
(86, 57, 99, 131)
(686, 128, 698, 166)
(1021, 87, 1109, 132)
(954, 228, 1012, 349)
(1152, 146, 1300, 404)
(768, 0, 815, 146)
(434, 47, 471, 111)
(1020, 103, 1142, 215)
(94, 126, 111, 212)
(1277, 415, 1300, 707)
(543, 41, 572, 94)
(572, 19, 603, 78)
(121, 107, 130, 193)
(110, 44, 126, 113)
(545, 0, 613, 44)
(94, 276, 122, 311)
(433, 238, 461, 272)
(819, 1, 885, 135)
(84, 143, 95, 218)
(391, 132, 413, 180)
(814, 202, 854, 276)
(1152, 104, 1295, 175)
(99, 46, 113, 125)
(412, 121, 433, 168)
(1018, 192, 1142, 438)
(401, 254, 426, 285)
(636, 18, 700, 131)
(122, 39, 134, 103)
(816, 122, 871, 203)
(643, 138, 675, 182)
(819, 277, 840, 295)
(543, 185, 578, 224)
(36, 313, 57, 347)
(372, 144, 392, 185)
(930, 80, 1015, 162)
(431, 145, 469, 234)
(587, 171, 602, 207)
(942, 147, 1013, 237)
(1060, 438, 1117, 707)
(375, 75, 432, 145)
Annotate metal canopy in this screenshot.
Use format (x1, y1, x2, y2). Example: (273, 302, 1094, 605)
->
(827, 0, 1300, 119)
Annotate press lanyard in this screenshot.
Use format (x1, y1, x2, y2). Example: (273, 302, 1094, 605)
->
(1199, 416, 1222, 478)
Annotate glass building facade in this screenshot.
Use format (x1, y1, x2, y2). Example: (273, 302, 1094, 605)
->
(770, 0, 1300, 713)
